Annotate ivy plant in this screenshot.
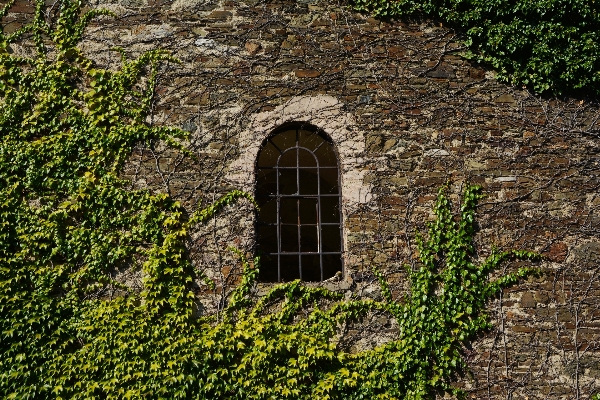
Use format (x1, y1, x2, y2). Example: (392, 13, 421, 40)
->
(1, 0, 539, 398)
(349, 0, 600, 96)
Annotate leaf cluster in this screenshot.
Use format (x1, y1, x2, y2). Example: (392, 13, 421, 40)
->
(1, 1, 539, 398)
(349, 0, 600, 96)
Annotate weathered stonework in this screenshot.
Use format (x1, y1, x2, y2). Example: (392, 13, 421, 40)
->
(5, 0, 600, 397)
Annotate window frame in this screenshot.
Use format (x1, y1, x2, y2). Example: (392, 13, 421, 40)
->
(255, 123, 344, 282)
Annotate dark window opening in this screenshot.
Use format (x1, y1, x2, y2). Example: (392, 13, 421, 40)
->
(256, 125, 343, 282)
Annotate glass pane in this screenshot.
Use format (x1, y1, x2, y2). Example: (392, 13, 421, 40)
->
(256, 169, 277, 198)
(279, 198, 298, 224)
(300, 225, 318, 252)
(299, 198, 317, 224)
(319, 168, 339, 194)
(321, 225, 341, 252)
(278, 169, 297, 195)
(280, 255, 300, 282)
(314, 141, 337, 166)
(258, 253, 279, 282)
(271, 130, 296, 152)
(301, 255, 321, 282)
(278, 148, 296, 167)
(299, 168, 318, 195)
(257, 225, 278, 253)
(298, 148, 317, 167)
(258, 198, 277, 224)
(257, 140, 280, 167)
(322, 253, 342, 280)
(298, 129, 324, 152)
(280, 225, 299, 252)
(320, 196, 341, 223)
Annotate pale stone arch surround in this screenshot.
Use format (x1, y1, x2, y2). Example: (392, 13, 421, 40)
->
(227, 95, 374, 281)
(228, 95, 373, 211)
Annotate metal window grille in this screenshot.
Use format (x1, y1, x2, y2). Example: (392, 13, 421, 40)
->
(255, 125, 343, 282)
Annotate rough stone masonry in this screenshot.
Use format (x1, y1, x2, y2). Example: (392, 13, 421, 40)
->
(4, 0, 600, 397)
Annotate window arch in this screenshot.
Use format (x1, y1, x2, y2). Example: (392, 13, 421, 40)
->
(255, 124, 343, 282)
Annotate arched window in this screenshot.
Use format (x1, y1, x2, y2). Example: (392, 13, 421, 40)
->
(255, 124, 343, 282)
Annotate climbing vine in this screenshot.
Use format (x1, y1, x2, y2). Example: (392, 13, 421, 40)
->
(0, 1, 540, 398)
(349, 0, 600, 96)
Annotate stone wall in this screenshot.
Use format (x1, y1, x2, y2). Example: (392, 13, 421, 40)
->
(4, 0, 600, 397)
